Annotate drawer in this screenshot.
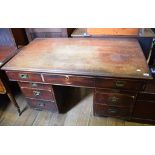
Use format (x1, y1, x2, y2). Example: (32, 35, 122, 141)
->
(137, 92, 155, 101)
(95, 78, 144, 90)
(21, 88, 54, 100)
(43, 74, 94, 87)
(6, 71, 42, 82)
(26, 98, 58, 112)
(0, 80, 6, 94)
(94, 90, 135, 107)
(144, 80, 155, 92)
(94, 103, 131, 118)
(18, 82, 52, 90)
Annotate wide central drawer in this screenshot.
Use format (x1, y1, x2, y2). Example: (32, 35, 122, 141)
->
(6, 71, 42, 82)
(94, 90, 135, 107)
(95, 78, 144, 90)
(43, 74, 94, 87)
(21, 87, 54, 101)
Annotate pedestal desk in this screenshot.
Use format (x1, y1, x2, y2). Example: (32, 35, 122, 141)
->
(2, 38, 152, 121)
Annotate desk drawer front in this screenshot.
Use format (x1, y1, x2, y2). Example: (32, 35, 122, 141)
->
(43, 74, 94, 87)
(94, 103, 131, 118)
(21, 88, 54, 100)
(6, 71, 42, 82)
(137, 92, 155, 101)
(18, 82, 52, 90)
(95, 78, 144, 90)
(95, 91, 135, 107)
(26, 98, 58, 112)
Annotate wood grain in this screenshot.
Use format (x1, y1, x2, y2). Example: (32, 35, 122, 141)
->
(71, 28, 155, 38)
(87, 28, 140, 36)
(2, 38, 151, 80)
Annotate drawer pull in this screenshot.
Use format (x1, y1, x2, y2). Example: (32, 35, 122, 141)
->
(38, 103, 45, 107)
(115, 80, 126, 88)
(108, 96, 119, 103)
(107, 108, 117, 114)
(65, 75, 70, 80)
(19, 73, 28, 79)
(65, 75, 72, 84)
(34, 108, 43, 111)
(31, 83, 38, 87)
(33, 90, 40, 96)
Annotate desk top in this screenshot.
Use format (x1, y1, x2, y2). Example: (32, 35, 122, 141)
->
(2, 38, 152, 79)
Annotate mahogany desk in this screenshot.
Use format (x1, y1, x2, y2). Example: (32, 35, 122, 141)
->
(2, 38, 152, 121)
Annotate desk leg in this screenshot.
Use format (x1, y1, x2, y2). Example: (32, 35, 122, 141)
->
(7, 92, 21, 115)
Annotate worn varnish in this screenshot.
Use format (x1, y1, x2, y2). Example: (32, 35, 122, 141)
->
(2, 38, 151, 79)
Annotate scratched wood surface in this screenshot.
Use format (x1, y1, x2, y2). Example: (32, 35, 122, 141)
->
(0, 88, 150, 126)
(2, 38, 151, 79)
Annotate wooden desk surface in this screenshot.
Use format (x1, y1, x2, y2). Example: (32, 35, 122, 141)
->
(2, 38, 152, 79)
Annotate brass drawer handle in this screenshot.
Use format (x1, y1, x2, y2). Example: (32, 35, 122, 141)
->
(115, 80, 126, 88)
(107, 108, 118, 114)
(38, 103, 45, 107)
(65, 75, 70, 80)
(65, 75, 72, 84)
(31, 83, 38, 87)
(34, 108, 43, 111)
(33, 90, 40, 96)
(19, 73, 28, 79)
(108, 96, 119, 103)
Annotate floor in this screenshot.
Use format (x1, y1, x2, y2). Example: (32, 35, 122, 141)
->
(0, 83, 150, 126)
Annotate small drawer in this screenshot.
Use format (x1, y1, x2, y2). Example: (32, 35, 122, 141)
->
(0, 80, 6, 94)
(95, 78, 144, 90)
(94, 89, 135, 107)
(144, 80, 155, 92)
(43, 74, 94, 87)
(6, 71, 42, 82)
(94, 103, 131, 118)
(26, 98, 58, 112)
(18, 82, 52, 90)
(21, 88, 54, 100)
(137, 92, 155, 101)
